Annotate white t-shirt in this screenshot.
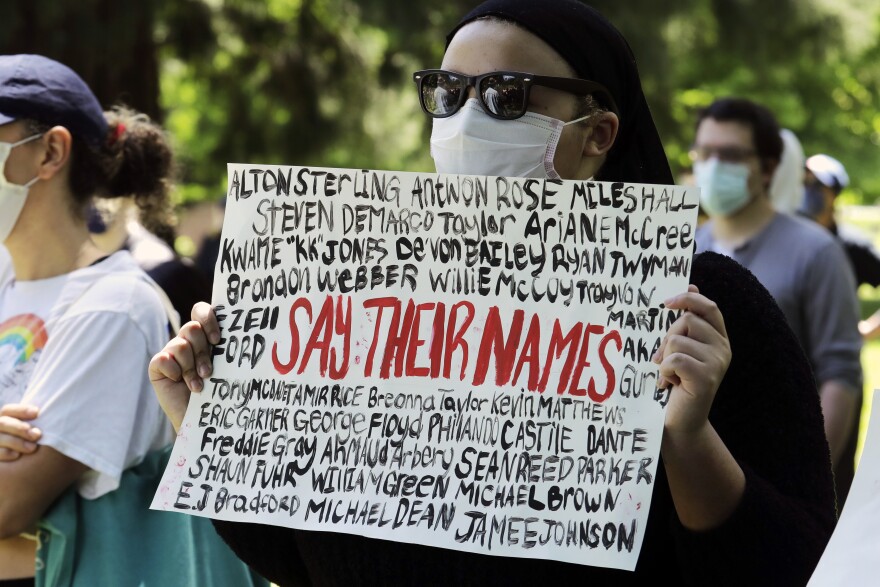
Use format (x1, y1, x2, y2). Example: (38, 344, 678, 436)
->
(0, 245, 10, 285)
(0, 251, 174, 499)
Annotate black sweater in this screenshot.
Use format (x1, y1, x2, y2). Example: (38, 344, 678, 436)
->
(213, 252, 836, 586)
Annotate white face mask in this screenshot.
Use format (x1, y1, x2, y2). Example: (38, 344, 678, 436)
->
(430, 98, 589, 179)
(0, 133, 42, 242)
(694, 158, 752, 217)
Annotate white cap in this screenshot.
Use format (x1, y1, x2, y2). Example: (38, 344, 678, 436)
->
(806, 154, 849, 191)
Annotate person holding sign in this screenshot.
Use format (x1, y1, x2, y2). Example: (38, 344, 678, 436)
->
(150, 1, 835, 585)
(0, 56, 265, 587)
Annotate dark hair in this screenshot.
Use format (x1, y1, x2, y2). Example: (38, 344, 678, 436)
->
(696, 98, 784, 173)
(25, 106, 176, 239)
(475, 15, 607, 125)
(448, 0, 673, 184)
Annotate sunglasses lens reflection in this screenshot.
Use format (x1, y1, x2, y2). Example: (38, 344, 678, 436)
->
(479, 74, 526, 119)
(421, 72, 528, 118)
(421, 73, 463, 116)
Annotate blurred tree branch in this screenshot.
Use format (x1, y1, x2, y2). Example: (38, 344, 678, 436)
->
(2, 0, 877, 202)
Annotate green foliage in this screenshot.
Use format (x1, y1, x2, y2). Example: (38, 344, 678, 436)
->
(155, 0, 476, 204)
(3, 0, 879, 204)
(620, 0, 880, 200)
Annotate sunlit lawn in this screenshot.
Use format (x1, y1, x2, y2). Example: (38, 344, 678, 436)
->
(855, 339, 879, 465)
(842, 205, 880, 467)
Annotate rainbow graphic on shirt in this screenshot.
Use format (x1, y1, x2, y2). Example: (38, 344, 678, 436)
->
(0, 314, 49, 366)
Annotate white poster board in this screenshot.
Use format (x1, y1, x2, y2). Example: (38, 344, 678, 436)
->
(808, 390, 880, 585)
(152, 165, 699, 571)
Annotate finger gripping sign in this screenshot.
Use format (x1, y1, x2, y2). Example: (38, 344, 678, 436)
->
(152, 165, 699, 571)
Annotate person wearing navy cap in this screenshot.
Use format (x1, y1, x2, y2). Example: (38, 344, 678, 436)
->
(0, 55, 267, 587)
(150, 2, 835, 585)
(0, 53, 172, 586)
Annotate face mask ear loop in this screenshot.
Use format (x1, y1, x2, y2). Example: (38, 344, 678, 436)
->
(544, 112, 596, 180)
(10, 133, 43, 148)
(7, 134, 45, 189)
(562, 112, 595, 127)
(542, 119, 566, 180)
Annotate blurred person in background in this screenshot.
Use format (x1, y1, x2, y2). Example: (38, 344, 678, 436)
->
(768, 128, 805, 214)
(188, 198, 226, 286)
(800, 153, 880, 505)
(692, 98, 862, 511)
(801, 153, 880, 314)
(85, 113, 212, 326)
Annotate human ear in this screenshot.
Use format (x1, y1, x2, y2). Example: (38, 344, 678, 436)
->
(36, 126, 73, 181)
(761, 159, 778, 191)
(582, 111, 619, 158)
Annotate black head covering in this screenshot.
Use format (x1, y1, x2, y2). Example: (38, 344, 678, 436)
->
(447, 0, 673, 185)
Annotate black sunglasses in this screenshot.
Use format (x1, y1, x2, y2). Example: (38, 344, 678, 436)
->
(413, 69, 619, 121)
(689, 145, 757, 164)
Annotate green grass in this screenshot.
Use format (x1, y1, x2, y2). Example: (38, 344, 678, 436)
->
(855, 287, 880, 464)
(856, 339, 879, 465)
(845, 204, 880, 465)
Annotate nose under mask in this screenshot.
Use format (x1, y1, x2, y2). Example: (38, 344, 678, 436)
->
(694, 158, 752, 217)
(430, 99, 586, 179)
(0, 134, 42, 242)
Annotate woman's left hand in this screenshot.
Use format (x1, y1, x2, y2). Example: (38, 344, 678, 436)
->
(0, 404, 41, 461)
(653, 285, 731, 438)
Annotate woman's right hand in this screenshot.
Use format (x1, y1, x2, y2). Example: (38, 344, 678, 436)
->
(149, 302, 221, 432)
(0, 404, 42, 461)
(655, 285, 731, 439)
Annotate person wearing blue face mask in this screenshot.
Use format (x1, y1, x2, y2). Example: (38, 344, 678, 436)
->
(801, 154, 849, 226)
(693, 98, 863, 511)
(800, 153, 880, 506)
(801, 154, 880, 334)
(149, 3, 836, 585)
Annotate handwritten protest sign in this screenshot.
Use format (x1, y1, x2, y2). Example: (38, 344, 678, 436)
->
(809, 390, 880, 586)
(152, 165, 698, 570)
